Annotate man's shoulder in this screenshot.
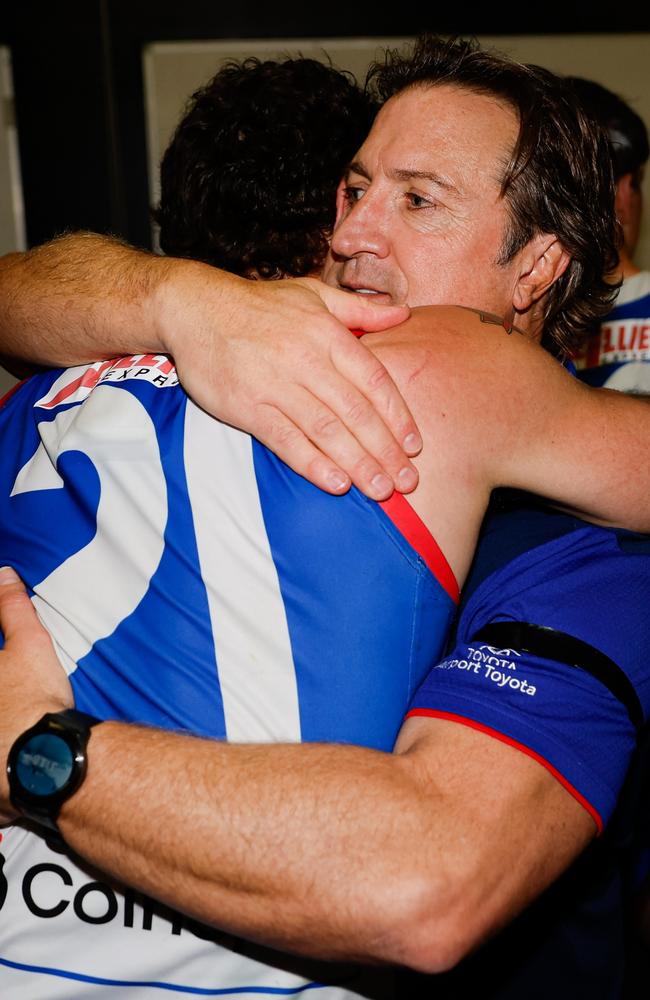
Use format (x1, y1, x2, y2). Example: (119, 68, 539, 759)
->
(366, 304, 556, 394)
(365, 303, 570, 487)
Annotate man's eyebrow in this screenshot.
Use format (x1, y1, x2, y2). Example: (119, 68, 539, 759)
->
(345, 160, 370, 181)
(345, 162, 460, 196)
(391, 168, 460, 194)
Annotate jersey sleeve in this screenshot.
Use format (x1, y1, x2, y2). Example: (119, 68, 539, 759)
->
(407, 526, 650, 833)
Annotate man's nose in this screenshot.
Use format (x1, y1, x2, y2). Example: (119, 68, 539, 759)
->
(330, 194, 391, 260)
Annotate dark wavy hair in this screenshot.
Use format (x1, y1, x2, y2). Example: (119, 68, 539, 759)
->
(153, 57, 377, 279)
(366, 36, 621, 355)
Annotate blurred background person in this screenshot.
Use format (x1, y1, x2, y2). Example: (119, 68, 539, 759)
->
(569, 77, 650, 394)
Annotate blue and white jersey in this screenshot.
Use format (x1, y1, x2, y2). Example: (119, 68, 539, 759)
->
(574, 270, 650, 393)
(0, 357, 457, 999)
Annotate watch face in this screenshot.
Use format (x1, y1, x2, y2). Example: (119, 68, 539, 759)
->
(15, 733, 75, 797)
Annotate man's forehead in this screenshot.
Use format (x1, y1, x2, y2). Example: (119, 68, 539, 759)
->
(358, 83, 519, 186)
(374, 81, 518, 130)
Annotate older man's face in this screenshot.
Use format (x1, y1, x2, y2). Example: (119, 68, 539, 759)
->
(322, 83, 525, 313)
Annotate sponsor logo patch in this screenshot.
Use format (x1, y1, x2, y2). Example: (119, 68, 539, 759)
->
(36, 356, 179, 409)
(434, 643, 537, 696)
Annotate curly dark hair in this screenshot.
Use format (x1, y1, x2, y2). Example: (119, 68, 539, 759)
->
(366, 36, 621, 355)
(153, 57, 377, 279)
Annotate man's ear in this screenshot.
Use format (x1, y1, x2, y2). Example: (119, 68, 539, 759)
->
(513, 234, 570, 312)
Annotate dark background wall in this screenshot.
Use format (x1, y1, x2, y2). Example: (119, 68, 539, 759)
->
(2, 1, 650, 251)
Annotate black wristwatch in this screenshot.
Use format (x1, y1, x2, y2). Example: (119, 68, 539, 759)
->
(7, 709, 101, 834)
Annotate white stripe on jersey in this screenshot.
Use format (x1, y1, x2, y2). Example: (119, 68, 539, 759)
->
(11, 385, 167, 674)
(184, 403, 302, 743)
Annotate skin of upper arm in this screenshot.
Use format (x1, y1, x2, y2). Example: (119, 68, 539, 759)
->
(367, 306, 650, 534)
(392, 714, 595, 968)
(482, 350, 650, 526)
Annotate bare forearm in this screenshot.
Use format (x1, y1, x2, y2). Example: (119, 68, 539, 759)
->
(0, 563, 592, 976)
(0, 234, 419, 500)
(58, 722, 439, 967)
(0, 233, 165, 364)
(52, 717, 591, 973)
(0, 232, 240, 366)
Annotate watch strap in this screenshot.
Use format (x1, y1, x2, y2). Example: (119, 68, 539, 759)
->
(44, 708, 102, 734)
(8, 708, 101, 833)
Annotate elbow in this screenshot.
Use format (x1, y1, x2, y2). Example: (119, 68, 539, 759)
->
(391, 898, 480, 975)
(360, 867, 482, 975)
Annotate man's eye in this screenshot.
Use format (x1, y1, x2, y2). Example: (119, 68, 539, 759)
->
(406, 193, 433, 209)
(343, 185, 365, 204)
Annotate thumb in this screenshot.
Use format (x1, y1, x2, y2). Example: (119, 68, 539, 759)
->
(0, 567, 38, 647)
(314, 284, 410, 333)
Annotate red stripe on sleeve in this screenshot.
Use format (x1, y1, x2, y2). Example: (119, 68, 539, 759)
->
(380, 492, 459, 603)
(406, 708, 603, 834)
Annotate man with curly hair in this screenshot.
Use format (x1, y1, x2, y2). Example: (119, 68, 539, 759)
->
(154, 57, 377, 280)
(0, 37, 649, 1000)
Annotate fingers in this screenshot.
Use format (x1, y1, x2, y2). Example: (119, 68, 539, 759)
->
(0, 566, 39, 647)
(240, 298, 422, 498)
(0, 566, 58, 665)
(254, 387, 416, 501)
(302, 282, 422, 466)
(253, 405, 353, 496)
(316, 282, 410, 333)
(170, 271, 422, 499)
(285, 375, 419, 499)
(331, 334, 423, 459)
(0, 566, 73, 714)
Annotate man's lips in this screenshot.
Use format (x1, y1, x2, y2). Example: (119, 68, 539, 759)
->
(338, 280, 393, 302)
(342, 288, 395, 305)
(324, 258, 401, 303)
